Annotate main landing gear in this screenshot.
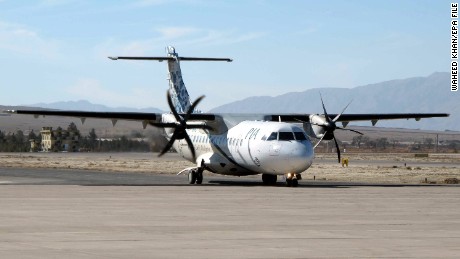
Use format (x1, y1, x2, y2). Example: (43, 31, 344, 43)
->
(188, 160, 205, 185)
(188, 168, 203, 184)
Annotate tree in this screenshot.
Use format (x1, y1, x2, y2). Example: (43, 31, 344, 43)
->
(0, 130, 5, 151)
(28, 130, 37, 140)
(424, 138, 434, 149)
(376, 138, 389, 149)
(352, 135, 363, 148)
(131, 131, 144, 138)
(67, 122, 78, 132)
(391, 139, 399, 149)
(88, 128, 98, 151)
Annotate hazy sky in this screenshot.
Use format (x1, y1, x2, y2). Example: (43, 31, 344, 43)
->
(0, 0, 451, 111)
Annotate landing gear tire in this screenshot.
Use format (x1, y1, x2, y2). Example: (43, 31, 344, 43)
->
(188, 170, 197, 184)
(285, 174, 299, 187)
(196, 170, 203, 184)
(262, 174, 277, 186)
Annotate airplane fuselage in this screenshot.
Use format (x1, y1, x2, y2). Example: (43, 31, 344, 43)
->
(166, 117, 314, 176)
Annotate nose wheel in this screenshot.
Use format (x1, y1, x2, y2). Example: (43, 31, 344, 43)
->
(285, 173, 301, 187)
(286, 178, 298, 187)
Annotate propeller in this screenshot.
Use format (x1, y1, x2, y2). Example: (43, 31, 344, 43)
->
(150, 91, 213, 161)
(314, 94, 363, 163)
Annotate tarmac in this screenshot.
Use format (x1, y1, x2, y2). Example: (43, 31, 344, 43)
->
(1, 167, 460, 258)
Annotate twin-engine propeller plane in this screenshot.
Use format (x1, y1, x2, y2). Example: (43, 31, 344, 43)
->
(5, 46, 449, 187)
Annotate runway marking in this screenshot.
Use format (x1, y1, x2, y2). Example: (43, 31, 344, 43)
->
(0, 181, 13, 184)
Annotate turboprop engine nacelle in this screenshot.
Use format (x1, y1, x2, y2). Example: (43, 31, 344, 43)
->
(303, 114, 333, 140)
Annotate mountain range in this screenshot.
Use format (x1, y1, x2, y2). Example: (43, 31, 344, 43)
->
(10, 72, 458, 131)
(209, 72, 458, 131)
(27, 100, 163, 113)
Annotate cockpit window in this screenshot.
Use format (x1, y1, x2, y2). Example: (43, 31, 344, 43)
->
(294, 132, 307, 141)
(278, 132, 294, 141)
(266, 132, 278, 141)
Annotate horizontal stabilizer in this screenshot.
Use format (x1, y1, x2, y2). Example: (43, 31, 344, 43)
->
(108, 56, 232, 62)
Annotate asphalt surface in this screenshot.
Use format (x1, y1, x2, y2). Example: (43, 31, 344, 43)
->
(1, 167, 460, 258)
(2, 166, 458, 187)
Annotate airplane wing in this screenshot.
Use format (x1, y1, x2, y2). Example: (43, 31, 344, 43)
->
(3, 109, 449, 129)
(10, 110, 160, 120)
(3, 109, 219, 128)
(5, 109, 162, 128)
(7, 109, 216, 121)
(267, 113, 450, 126)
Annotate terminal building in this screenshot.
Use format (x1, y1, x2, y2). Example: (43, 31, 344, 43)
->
(37, 126, 80, 152)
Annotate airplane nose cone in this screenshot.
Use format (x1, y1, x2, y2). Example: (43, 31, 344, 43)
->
(289, 142, 314, 172)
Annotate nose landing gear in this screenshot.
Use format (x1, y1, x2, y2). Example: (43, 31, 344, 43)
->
(285, 173, 301, 187)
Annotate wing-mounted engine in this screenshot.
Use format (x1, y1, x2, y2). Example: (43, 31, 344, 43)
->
(305, 114, 330, 140)
(300, 94, 363, 163)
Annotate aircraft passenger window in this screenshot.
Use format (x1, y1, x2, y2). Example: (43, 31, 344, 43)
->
(278, 132, 294, 141)
(294, 132, 307, 141)
(266, 132, 277, 141)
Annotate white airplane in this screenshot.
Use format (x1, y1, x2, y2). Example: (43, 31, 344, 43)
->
(5, 46, 449, 187)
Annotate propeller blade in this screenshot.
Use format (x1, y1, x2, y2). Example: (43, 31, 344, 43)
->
(332, 100, 353, 122)
(319, 93, 331, 123)
(185, 95, 205, 121)
(183, 133, 196, 161)
(333, 135, 341, 163)
(313, 134, 327, 149)
(336, 127, 364, 135)
(166, 91, 183, 123)
(159, 136, 176, 157)
(159, 90, 208, 161)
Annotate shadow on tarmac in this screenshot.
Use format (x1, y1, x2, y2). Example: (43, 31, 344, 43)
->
(1, 167, 457, 188)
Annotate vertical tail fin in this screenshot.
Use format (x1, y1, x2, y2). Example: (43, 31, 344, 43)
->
(108, 46, 232, 114)
(165, 46, 192, 114)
